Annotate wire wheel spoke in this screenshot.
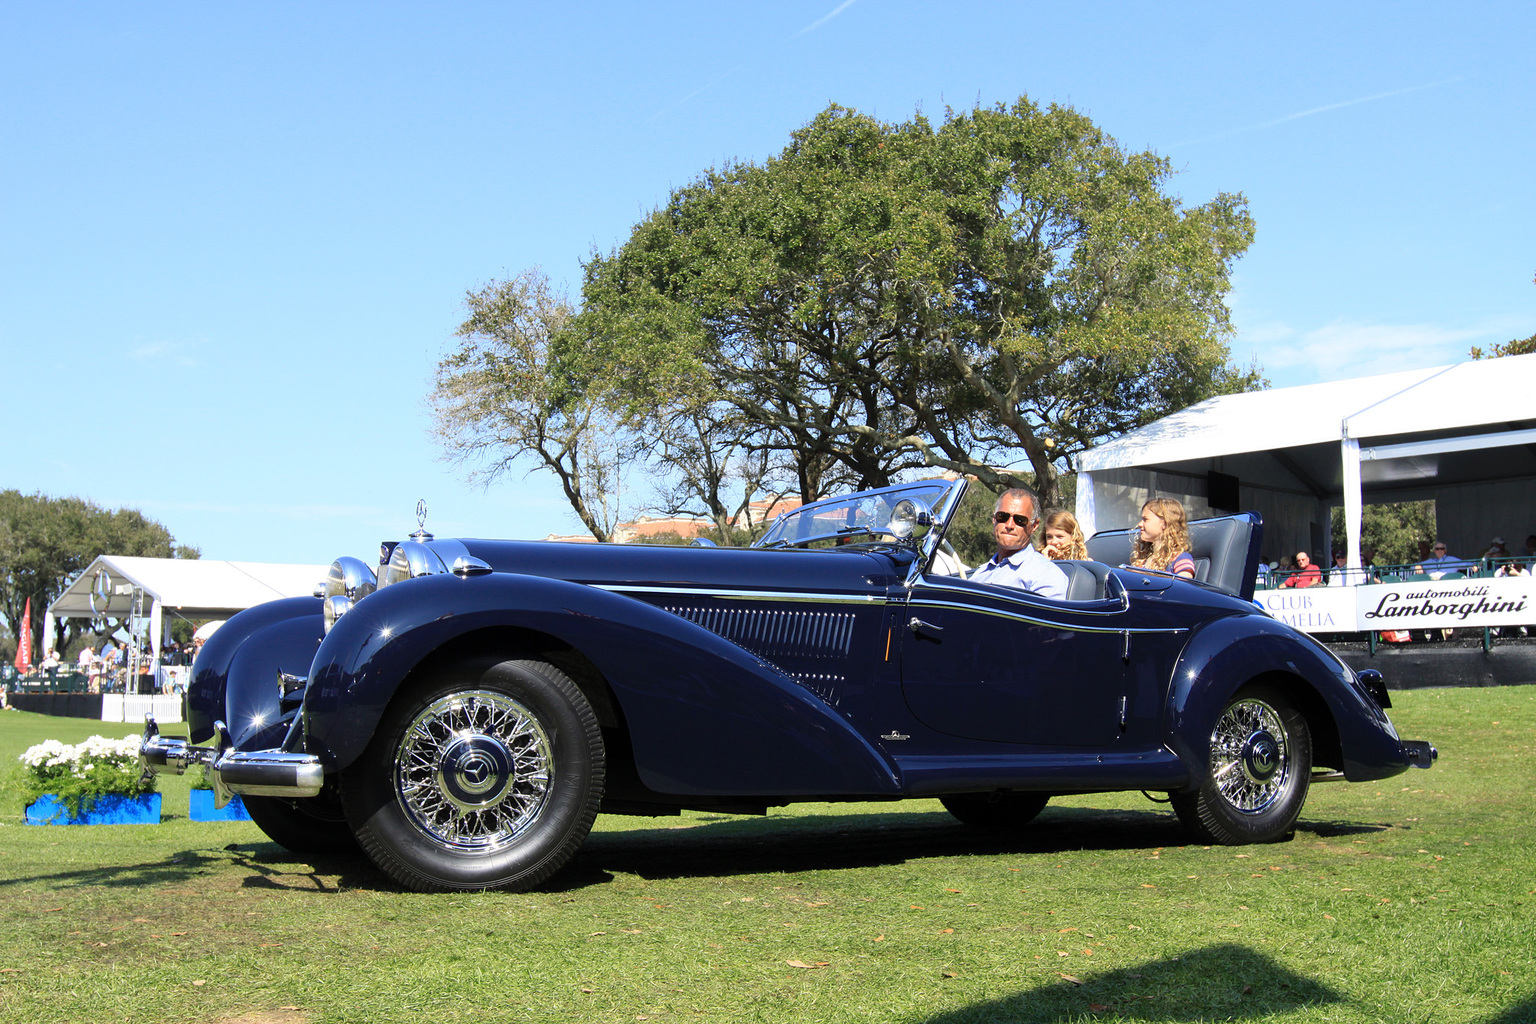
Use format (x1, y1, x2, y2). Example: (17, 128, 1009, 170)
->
(393, 690, 554, 853)
(1209, 698, 1289, 814)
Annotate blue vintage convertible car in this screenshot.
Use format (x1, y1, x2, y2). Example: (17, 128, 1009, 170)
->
(141, 478, 1434, 892)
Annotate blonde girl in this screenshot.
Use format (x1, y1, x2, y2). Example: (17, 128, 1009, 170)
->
(1041, 509, 1088, 561)
(1130, 498, 1196, 578)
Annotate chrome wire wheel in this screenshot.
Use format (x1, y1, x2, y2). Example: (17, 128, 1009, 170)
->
(393, 689, 554, 853)
(1208, 697, 1291, 815)
(1171, 683, 1311, 846)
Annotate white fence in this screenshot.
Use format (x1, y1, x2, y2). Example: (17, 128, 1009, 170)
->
(100, 693, 183, 723)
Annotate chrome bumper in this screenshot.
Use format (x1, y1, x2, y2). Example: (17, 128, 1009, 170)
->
(139, 716, 324, 808)
(1403, 739, 1438, 770)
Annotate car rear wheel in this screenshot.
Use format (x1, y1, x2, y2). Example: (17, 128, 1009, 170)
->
(941, 791, 1050, 828)
(1171, 684, 1311, 845)
(342, 657, 605, 892)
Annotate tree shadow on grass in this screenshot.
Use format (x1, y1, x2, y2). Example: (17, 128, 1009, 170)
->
(1484, 991, 1536, 1024)
(919, 942, 1343, 1023)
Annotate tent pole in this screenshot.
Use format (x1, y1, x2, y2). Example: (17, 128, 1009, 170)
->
(1076, 471, 1097, 538)
(1341, 437, 1363, 575)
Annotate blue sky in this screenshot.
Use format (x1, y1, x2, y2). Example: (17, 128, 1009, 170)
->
(4, 1, 1532, 565)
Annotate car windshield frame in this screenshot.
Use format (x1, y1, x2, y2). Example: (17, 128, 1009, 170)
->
(752, 479, 968, 554)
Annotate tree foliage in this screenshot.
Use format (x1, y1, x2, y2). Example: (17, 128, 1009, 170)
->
(1331, 501, 1437, 568)
(574, 98, 1262, 508)
(0, 490, 198, 658)
(1470, 332, 1536, 359)
(430, 270, 641, 542)
(1470, 270, 1534, 359)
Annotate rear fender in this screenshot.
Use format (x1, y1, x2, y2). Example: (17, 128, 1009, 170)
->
(302, 572, 901, 797)
(1167, 613, 1406, 786)
(186, 596, 324, 748)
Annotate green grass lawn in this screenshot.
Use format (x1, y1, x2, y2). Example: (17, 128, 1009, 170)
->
(1, 686, 1533, 1024)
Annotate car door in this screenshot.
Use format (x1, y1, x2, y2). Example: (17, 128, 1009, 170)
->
(898, 573, 1146, 747)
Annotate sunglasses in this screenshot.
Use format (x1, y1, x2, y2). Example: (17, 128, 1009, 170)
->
(993, 511, 1034, 527)
(1433, 546, 1447, 551)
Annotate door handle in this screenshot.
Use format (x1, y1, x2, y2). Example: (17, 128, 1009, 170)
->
(908, 616, 944, 636)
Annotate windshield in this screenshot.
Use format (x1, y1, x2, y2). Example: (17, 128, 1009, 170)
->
(753, 479, 965, 549)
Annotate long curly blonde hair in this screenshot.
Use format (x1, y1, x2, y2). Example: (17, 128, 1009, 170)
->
(1041, 509, 1087, 561)
(1131, 498, 1191, 572)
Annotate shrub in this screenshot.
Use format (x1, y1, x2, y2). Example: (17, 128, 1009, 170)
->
(15, 734, 157, 815)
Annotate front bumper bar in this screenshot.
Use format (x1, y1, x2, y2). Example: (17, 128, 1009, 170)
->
(139, 716, 324, 808)
(1402, 739, 1438, 770)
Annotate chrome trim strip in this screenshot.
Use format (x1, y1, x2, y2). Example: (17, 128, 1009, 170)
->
(916, 576, 1132, 619)
(906, 595, 1188, 636)
(598, 584, 888, 605)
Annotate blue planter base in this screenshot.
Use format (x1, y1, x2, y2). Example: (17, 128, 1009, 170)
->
(25, 792, 162, 825)
(189, 790, 251, 821)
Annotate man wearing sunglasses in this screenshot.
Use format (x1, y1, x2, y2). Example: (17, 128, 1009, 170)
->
(1418, 541, 1473, 578)
(969, 487, 1069, 600)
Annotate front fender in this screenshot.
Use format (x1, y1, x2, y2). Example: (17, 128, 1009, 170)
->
(187, 596, 325, 748)
(1166, 612, 1407, 786)
(302, 572, 901, 797)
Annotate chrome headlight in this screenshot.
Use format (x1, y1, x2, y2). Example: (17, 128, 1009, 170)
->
(322, 556, 378, 633)
(377, 540, 442, 590)
(888, 498, 934, 541)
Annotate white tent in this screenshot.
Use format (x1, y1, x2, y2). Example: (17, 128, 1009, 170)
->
(45, 556, 329, 665)
(1076, 352, 1536, 570)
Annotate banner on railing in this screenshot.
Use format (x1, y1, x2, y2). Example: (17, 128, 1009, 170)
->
(1356, 577, 1532, 631)
(1256, 587, 1358, 632)
(1258, 576, 1533, 633)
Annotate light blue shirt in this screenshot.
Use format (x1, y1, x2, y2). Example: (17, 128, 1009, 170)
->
(1420, 553, 1473, 576)
(970, 544, 1069, 600)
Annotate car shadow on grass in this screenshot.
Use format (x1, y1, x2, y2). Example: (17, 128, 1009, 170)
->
(558, 804, 1189, 887)
(220, 805, 1402, 894)
(551, 804, 1392, 891)
(918, 942, 1344, 1022)
(0, 805, 1399, 895)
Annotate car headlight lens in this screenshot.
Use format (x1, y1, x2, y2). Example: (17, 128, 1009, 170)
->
(377, 540, 442, 590)
(888, 498, 933, 540)
(322, 556, 378, 633)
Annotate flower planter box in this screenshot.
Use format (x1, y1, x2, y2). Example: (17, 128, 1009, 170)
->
(25, 792, 163, 826)
(189, 789, 251, 822)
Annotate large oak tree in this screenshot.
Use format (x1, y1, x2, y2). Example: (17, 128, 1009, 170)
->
(573, 98, 1261, 507)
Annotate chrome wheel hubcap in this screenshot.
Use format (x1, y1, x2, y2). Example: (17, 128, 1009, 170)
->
(1209, 698, 1289, 814)
(394, 690, 553, 852)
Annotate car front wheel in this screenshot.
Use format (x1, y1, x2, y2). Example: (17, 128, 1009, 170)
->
(1171, 683, 1311, 845)
(342, 657, 605, 892)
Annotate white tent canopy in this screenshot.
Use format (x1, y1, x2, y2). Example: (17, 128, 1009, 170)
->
(1076, 352, 1536, 570)
(45, 556, 329, 663)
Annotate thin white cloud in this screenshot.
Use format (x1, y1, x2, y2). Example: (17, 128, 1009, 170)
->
(792, 0, 859, 38)
(1173, 78, 1462, 148)
(1237, 315, 1528, 386)
(128, 339, 202, 367)
(647, 0, 861, 123)
(1254, 79, 1463, 130)
(134, 499, 385, 521)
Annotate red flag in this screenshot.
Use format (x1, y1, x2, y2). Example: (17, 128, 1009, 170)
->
(13, 597, 32, 673)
